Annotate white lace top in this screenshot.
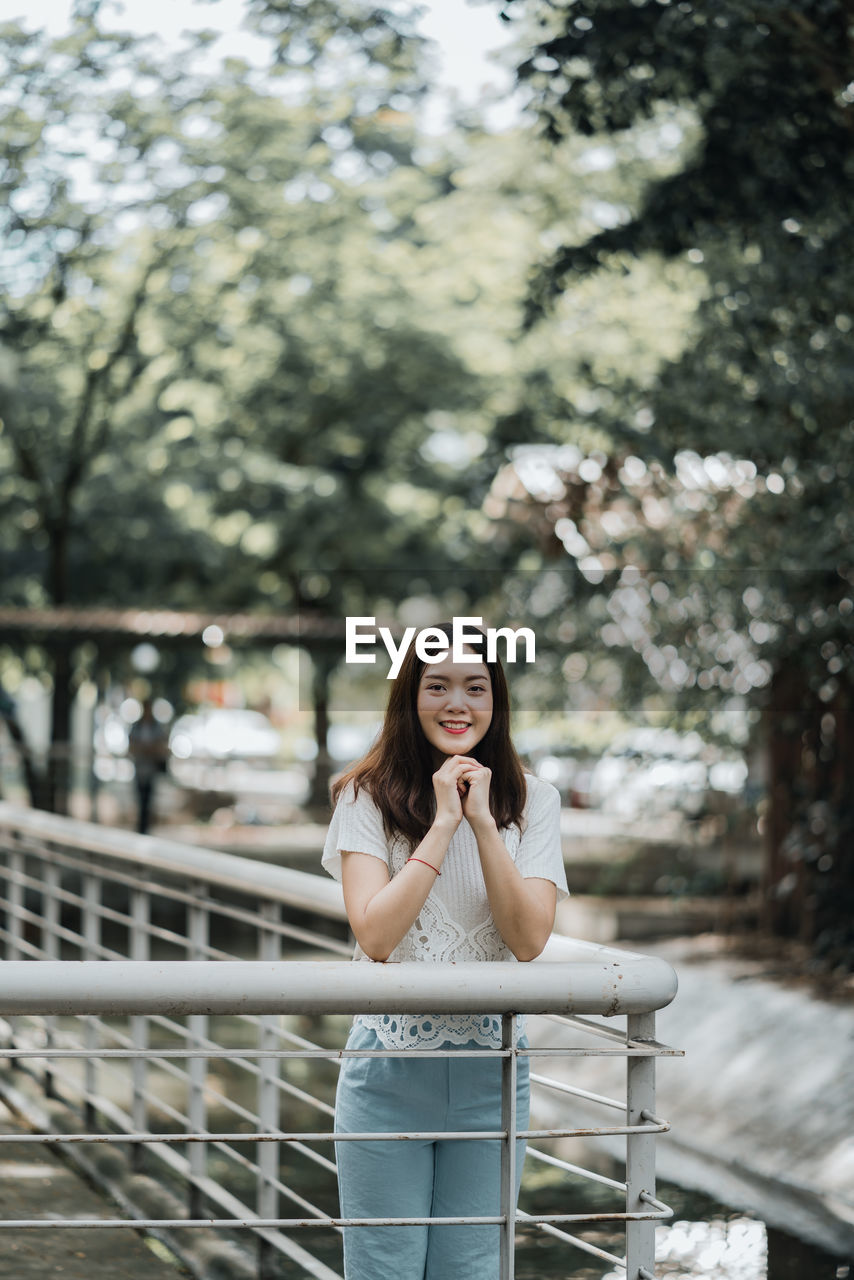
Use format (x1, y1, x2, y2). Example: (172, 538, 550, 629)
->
(321, 773, 569, 1049)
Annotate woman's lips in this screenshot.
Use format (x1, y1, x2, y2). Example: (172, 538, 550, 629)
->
(440, 723, 470, 735)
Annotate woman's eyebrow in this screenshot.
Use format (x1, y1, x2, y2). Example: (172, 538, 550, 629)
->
(422, 673, 488, 682)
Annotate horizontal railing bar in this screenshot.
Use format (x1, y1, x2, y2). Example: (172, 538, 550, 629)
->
(529, 1209, 673, 1225)
(517, 1210, 625, 1267)
(0, 1216, 503, 1230)
(5, 851, 351, 958)
(40, 1020, 335, 1121)
(131, 1014, 341, 1069)
(210, 1138, 337, 1213)
(12, 1051, 192, 1136)
(94, 1019, 338, 1117)
(185, 1172, 348, 1276)
(229, 1011, 337, 1052)
(0, 926, 43, 959)
(2, 872, 162, 937)
(133, 1061, 246, 1128)
(539, 1012, 631, 1043)
(525, 1147, 627, 1192)
(526, 1046, 681, 1057)
(0, 912, 131, 962)
(0, 959, 679, 1017)
(8, 1076, 333, 1268)
(540, 1011, 683, 1057)
(3, 1047, 664, 1137)
(42, 1073, 339, 1228)
(639, 1190, 672, 1214)
(0, 1122, 669, 1143)
(0, 1207, 669, 1230)
(230, 1013, 339, 1055)
(145, 1012, 210, 1044)
(123, 1079, 189, 1128)
(209, 1133, 338, 1188)
(529, 1072, 628, 1111)
(0, 805, 347, 920)
(0, 1036, 499, 1060)
(1, 805, 680, 1280)
(0, 802, 685, 981)
(270, 1072, 336, 1118)
(0, 1045, 665, 1061)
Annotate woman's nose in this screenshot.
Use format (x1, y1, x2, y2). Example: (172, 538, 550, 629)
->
(443, 688, 467, 711)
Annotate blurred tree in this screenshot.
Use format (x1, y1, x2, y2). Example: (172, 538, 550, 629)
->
(0, 5, 443, 808)
(0, 0, 712, 816)
(501, 0, 854, 965)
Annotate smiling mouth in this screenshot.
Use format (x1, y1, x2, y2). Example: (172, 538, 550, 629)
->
(440, 722, 471, 732)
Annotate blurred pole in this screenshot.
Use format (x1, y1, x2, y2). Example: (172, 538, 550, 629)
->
(0, 686, 43, 808)
(88, 664, 109, 824)
(307, 648, 337, 810)
(47, 642, 73, 814)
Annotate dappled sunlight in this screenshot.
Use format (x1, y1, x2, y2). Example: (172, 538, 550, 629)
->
(600, 1218, 767, 1280)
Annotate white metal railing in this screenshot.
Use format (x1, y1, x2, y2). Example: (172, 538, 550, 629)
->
(0, 802, 681, 1280)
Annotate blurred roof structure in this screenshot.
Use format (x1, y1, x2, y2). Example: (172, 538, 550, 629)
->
(0, 607, 345, 648)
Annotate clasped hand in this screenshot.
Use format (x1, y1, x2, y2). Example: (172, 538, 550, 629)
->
(432, 755, 493, 830)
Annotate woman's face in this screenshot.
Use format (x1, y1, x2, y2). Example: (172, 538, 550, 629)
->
(416, 654, 493, 762)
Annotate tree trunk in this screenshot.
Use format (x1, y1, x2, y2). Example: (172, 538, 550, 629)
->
(47, 642, 73, 815)
(0, 704, 44, 808)
(761, 663, 809, 939)
(762, 660, 854, 968)
(45, 517, 72, 814)
(307, 648, 337, 812)
(811, 675, 854, 966)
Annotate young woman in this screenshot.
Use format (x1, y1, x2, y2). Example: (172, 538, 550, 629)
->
(321, 624, 568, 1280)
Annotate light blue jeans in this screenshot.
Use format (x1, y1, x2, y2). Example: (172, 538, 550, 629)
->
(334, 1021, 530, 1280)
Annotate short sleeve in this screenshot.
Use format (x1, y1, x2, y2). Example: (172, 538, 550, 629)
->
(321, 781, 391, 883)
(516, 777, 569, 901)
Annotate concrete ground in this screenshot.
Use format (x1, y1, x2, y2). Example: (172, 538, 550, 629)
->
(0, 1102, 186, 1279)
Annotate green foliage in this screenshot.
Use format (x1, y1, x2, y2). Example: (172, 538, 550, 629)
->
(501, 0, 854, 958)
(0, 5, 698, 618)
(0, 1, 725, 812)
(0, 8, 461, 614)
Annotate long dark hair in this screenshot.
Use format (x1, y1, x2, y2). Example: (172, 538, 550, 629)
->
(331, 622, 528, 848)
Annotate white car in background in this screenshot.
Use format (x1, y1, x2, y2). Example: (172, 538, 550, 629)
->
(588, 728, 747, 820)
(169, 709, 282, 765)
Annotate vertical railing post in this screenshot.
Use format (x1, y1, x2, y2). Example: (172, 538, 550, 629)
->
(6, 847, 24, 961)
(499, 1012, 517, 1280)
(5, 846, 25, 1067)
(187, 885, 209, 1219)
(626, 1010, 657, 1280)
(6, 849, 23, 962)
(130, 886, 150, 1171)
(82, 872, 101, 1127)
(43, 863, 61, 1098)
(257, 901, 281, 1280)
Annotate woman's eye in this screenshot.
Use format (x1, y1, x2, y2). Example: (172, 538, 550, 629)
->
(424, 681, 486, 693)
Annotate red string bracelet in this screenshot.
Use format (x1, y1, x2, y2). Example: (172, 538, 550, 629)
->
(408, 856, 441, 876)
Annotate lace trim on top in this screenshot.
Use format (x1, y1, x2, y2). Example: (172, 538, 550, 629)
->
(354, 1010, 524, 1049)
(354, 833, 524, 1048)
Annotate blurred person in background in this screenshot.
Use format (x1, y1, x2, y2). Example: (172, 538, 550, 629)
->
(129, 698, 169, 834)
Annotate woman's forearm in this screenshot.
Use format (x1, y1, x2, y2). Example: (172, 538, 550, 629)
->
(470, 818, 555, 961)
(351, 819, 457, 961)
